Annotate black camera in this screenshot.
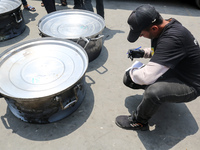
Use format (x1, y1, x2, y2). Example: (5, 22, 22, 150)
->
(127, 48, 145, 61)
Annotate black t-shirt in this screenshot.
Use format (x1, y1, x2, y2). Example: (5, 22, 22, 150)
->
(150, 18, 200, 93)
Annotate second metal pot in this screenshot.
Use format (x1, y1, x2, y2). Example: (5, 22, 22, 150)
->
(38, 9, 105, 62)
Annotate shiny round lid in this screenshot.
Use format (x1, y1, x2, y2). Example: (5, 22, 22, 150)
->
(0, 38, 88, 99)
(0, 0, 21, 15)
(38, 9, 105, 39)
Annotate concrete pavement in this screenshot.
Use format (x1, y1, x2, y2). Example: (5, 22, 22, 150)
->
(0, 0, 200, 149)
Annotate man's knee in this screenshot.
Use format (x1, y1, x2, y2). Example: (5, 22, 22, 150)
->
(123, 70, 132, 87)
(143, 84, 163, 104)
(123, 70, 146, 89)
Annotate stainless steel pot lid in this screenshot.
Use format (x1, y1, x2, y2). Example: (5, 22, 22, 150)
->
(0, 38, 88, 99)
(0, 0, 21, 15)
(38, 10, 105, 39)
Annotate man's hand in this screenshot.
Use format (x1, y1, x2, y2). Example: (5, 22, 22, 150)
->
(127, 48, 145, 61)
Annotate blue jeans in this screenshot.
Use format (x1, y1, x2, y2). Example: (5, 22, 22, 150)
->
(21, 0, 27, 6)
(76, 0, 104, 18)
(96, 0, 104, 18)
(123, 70, 199, 124)
(82, 0, 94, 12)
(42, 0, 56, 13)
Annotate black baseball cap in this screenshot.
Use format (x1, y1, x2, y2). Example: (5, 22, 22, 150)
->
(127, 4, 160, 42)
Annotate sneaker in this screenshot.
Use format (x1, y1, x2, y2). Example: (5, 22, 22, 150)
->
(115, 114, 149, 131)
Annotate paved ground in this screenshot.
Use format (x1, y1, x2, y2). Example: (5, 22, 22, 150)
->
(0, 0, 200, 149)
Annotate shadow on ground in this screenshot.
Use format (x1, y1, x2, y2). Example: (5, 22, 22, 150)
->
(125, 95, 199, 150)
(87, 27, 124, 72)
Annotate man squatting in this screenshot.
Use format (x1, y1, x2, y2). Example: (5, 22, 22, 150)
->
(115, 4, 200, 131)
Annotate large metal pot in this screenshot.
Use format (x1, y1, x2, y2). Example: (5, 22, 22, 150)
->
(0, 0, 26, 41)
(0, 38, 88, 123)
(38, 10, 105, 62)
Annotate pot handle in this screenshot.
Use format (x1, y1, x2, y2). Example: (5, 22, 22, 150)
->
(77, 37, 90, 49)
(90, 35, 104, 41)
(77, 35, 104, 49)
(54, 84, 81, 110)
(12, 11, 23, 23)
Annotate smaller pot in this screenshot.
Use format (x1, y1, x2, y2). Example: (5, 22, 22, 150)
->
(38, 10, 105, 62)
(0, 0, 26, 41)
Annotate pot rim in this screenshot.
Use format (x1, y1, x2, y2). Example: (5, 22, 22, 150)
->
(0, 0, 22, 16)
(38, 9, 105, 40)
(3, 77, 85, 101)
(0, 37, 88, 100)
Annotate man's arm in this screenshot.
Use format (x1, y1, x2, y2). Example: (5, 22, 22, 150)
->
(129, 62, 169, 85)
